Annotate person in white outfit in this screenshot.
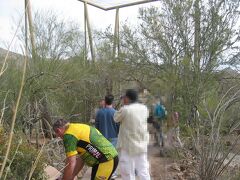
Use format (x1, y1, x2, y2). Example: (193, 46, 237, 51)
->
(114, 89, 151, 180)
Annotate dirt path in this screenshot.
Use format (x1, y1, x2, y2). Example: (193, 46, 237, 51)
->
(149, 144, 175, 180)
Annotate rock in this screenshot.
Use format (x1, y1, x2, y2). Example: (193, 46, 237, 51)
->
(176, 172, 185, 180)
(44, 165, 61, 180)
(44, 166, 80, 180)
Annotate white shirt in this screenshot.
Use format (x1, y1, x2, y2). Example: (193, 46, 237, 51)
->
(114, 103, 149, 155)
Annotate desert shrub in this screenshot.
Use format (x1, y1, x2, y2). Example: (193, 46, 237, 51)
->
(0, 128, 47, 180)
(192, 87, 240, 180)
(180, 124, 193, 137)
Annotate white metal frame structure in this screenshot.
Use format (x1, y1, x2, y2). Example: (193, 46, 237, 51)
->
(79, 0, 158, 62)
(24, 0, 158, 62)
(78, 0, 158, 11)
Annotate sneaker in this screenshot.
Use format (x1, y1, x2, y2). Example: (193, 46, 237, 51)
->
(111, 174, 118, 179)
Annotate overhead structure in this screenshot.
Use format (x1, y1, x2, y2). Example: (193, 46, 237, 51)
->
(78, 0, 158, 62)
(78, 0, 158, 11)
(24, 0, 158, 61)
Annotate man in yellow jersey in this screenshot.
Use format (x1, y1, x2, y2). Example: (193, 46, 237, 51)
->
(53, 119, 118, 180)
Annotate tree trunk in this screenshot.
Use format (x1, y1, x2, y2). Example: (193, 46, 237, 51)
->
(40, 97, 53, 139)
(194, 0, 201, 72)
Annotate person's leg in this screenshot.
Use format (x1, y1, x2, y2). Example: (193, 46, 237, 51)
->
(153, 121, 160, 146)
(109, 156, 119, 179)
(159, 121, 164, 147)
(109, 138, 118, 178)
(119, 149, 135, 180)
(91, 164, 99, 180)
(91, 157, 118, 180)
(134, 153, 151, 180)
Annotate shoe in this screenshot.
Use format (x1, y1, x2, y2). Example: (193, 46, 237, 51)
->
(111, 174, 118, 179)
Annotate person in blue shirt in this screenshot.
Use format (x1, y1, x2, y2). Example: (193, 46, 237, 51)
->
(154, 101, 167, 147)
(95, 94, 119, 179)
(95, 94, 119, 147)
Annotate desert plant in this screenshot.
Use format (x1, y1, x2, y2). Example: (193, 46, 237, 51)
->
(0, 130, 47, 180)
(192, 86, 240, 180)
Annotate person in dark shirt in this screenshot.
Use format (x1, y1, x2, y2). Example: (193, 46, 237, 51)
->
(95, 94, 119, 179)
(95, 95, 119, 147)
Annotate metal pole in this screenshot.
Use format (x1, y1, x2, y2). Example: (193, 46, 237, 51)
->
(84, 2, 87, 62)
(117, 8, 120, 58)
(77, 0, 106, 11)
(85, 2, 95, 62)
(25, 0, 28, 54)
(77, 0, 158, 11)
(83, 3, 87, 122)
(113, 8, 119, 60)
(105, 0, 158, 10)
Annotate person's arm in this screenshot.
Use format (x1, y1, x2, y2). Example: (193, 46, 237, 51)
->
(114, 107, 126, 123)
(73, 156, 84, 178)
(62, 134, 79, 180)
(63, 155, 77, 180)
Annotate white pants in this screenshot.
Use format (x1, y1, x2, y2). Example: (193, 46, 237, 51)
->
(119, 149, 151, 180)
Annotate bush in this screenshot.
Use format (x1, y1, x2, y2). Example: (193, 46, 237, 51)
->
(180, 124, 193, 137)
(0, 128, 47, 180)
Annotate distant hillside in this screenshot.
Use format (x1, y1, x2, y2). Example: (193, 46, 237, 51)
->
(0, 47, 23, 60)
(0, 47, 25, 68)
(220, 67, 239, 79)
(0, 47, 8, 58)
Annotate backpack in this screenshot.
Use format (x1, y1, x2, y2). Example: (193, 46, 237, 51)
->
(154, 104, 166, 119)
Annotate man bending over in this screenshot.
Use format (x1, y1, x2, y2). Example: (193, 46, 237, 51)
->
(53, 119, 118, 180)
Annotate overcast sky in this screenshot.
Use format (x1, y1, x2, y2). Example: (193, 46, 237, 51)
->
(0, 0, 160, 52)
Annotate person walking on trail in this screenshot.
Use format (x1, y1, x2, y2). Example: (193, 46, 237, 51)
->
(170, 112, 183, 147)
(99, 99, 106, 108)
(187, 105, 200, 127)
(114, 89, 151, 180)
(153, 101, 167, 147)
(95, 94, 119, 179)
(90, 99, 106, 125)
(95, 94, 119, 147)
(53, 119, 118, 180)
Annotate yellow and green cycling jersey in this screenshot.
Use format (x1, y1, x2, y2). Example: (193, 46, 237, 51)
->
(63, 123, 118, 167)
